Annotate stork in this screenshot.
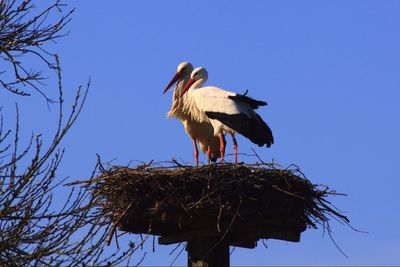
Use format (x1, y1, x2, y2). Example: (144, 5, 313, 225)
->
(163, 62, 221, 166)
(180, 67, 274, 163)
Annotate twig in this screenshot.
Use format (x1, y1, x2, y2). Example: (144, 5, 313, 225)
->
(106, 202, 133, 246)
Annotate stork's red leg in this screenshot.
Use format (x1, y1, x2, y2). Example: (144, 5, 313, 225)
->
(219, 132, 225, 164)
(207, 145, 211, 164)
(193, 139, 199, 167)
(231, 133, 238, 163)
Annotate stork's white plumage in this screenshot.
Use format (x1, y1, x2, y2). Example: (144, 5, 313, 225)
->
(181, 67, 274, 163)
(163, 62, 220, 166)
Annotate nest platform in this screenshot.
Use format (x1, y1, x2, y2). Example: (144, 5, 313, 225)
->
(86, 162, 348, 251)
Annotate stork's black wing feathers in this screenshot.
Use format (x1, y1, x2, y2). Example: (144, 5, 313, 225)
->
(228, 94, 267, 109)
(205, 111, 274, 147)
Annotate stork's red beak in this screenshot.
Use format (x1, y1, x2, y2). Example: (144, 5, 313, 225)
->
(163, 71, 182, 94)
(180, 78, 195, 97)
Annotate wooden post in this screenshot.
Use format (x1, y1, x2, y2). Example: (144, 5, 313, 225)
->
(187, 238, 229, 267)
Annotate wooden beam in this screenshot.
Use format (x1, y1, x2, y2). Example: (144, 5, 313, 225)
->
(159, 222, 301, 246)
(159, 229, 219, 245)
(159, 228, 257, 249)
(230, 238, 257, 249)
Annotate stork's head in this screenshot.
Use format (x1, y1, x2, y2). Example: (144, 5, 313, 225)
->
(180, 67, 208, 97)
(163, 61, 193, 94)
(191, 67, 208, 81)
(177, 61, 192, 74)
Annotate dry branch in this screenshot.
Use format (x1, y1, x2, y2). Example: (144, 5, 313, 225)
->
(0, 0, 73, 101)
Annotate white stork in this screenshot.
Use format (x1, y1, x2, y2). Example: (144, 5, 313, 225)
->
(180, 67, 274, 163)
(163, 62, 221, 166)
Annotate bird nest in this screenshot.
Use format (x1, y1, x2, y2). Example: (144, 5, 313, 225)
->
(80, 160, 349, 247)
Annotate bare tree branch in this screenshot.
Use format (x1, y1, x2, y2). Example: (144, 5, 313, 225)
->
(0, 0, 73, 103)
(0, 58, 138, 265)
(0, 1, 139, 265)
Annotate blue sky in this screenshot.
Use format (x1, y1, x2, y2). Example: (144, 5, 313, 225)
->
(2, 0, 400, 265)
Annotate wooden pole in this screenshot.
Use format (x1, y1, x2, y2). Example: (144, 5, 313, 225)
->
(187, 238, 230, 267)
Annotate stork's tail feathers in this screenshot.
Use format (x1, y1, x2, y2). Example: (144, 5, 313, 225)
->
(210, 157, 218, 163)
(205, 112, 274, 147)
(210, 135, 221, 160)
(198, 135, 221, 161)
(228, 94, 267, 109)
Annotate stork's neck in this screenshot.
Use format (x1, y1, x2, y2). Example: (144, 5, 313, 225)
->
(173, 76, 190, 102)
(184, 77, 210, 123)
(166, 75, 191, 119)
(190, 77, 206, 90)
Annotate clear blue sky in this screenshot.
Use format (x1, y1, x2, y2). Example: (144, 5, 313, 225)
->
(2, 0, 400, 265)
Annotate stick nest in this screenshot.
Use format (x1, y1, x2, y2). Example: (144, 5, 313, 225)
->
(81, 161, 349, 244)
